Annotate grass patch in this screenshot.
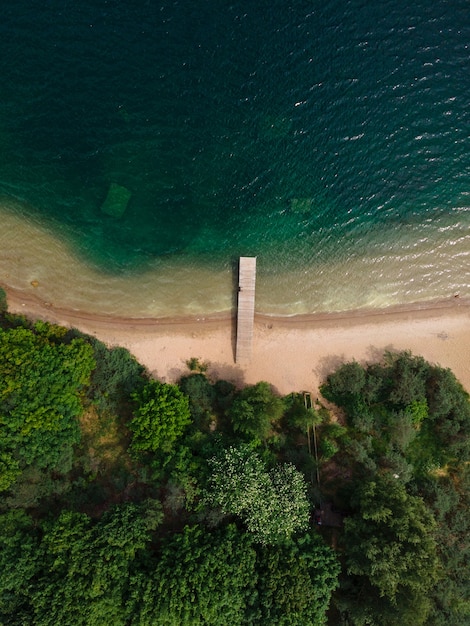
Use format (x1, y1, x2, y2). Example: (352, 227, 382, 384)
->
(78, 405, 133, 477)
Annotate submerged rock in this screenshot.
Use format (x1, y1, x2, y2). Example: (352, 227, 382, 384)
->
(101, 183, 132, 218)
(290, 197, 313, 213)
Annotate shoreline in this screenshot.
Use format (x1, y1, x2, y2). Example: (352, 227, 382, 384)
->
(3, 284, 470, 396)
(3, 282, 468, 326)
(1, 200, 469, 319)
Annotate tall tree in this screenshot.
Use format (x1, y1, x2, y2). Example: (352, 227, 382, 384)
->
(129, 380, 191, 455)
(228, 381, 284, 440)
(179, 373, 215, 430)
(253, 532, 340, 626)
(206, 445, 310, 544)
(340, 475, 439, 625)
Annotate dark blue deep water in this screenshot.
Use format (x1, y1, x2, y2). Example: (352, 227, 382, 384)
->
(0, 0, 469, 314)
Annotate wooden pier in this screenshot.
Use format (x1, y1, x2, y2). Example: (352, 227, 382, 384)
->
(236, 256, 257, 363)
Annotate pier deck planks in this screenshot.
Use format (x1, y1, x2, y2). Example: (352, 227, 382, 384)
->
(236, 256, 257, 363)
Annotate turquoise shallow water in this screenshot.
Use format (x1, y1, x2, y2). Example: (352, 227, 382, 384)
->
(0, 0, 469, 316)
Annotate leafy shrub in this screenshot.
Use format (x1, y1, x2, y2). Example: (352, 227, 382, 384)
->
(282, 393, 321, 432)
(319, 438, 338, 460)
(185, 357, 208, 373)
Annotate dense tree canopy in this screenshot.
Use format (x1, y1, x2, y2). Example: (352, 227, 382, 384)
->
(0, 512, 338, 626)
(0, 502, 159, 626)
(321, 351, 470, 476)
(0, 325, 95, 491)
(131, 524, 257, 626)
(422, 464, 470, 625)
(344, 476, 438, 602)
(321, 351, 470, 625)
(254, 532, 340, 626)
(0, 301, 468, 626)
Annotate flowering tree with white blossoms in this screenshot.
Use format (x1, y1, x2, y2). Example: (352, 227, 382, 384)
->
(206, 445, 310, 544)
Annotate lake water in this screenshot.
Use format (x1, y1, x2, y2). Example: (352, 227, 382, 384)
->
(0, 0, 468, 316)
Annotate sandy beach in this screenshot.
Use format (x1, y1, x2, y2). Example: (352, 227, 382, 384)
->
(3, 285, 470, 397)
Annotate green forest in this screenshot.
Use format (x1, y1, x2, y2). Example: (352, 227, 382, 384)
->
(0, 291, 469, 626)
